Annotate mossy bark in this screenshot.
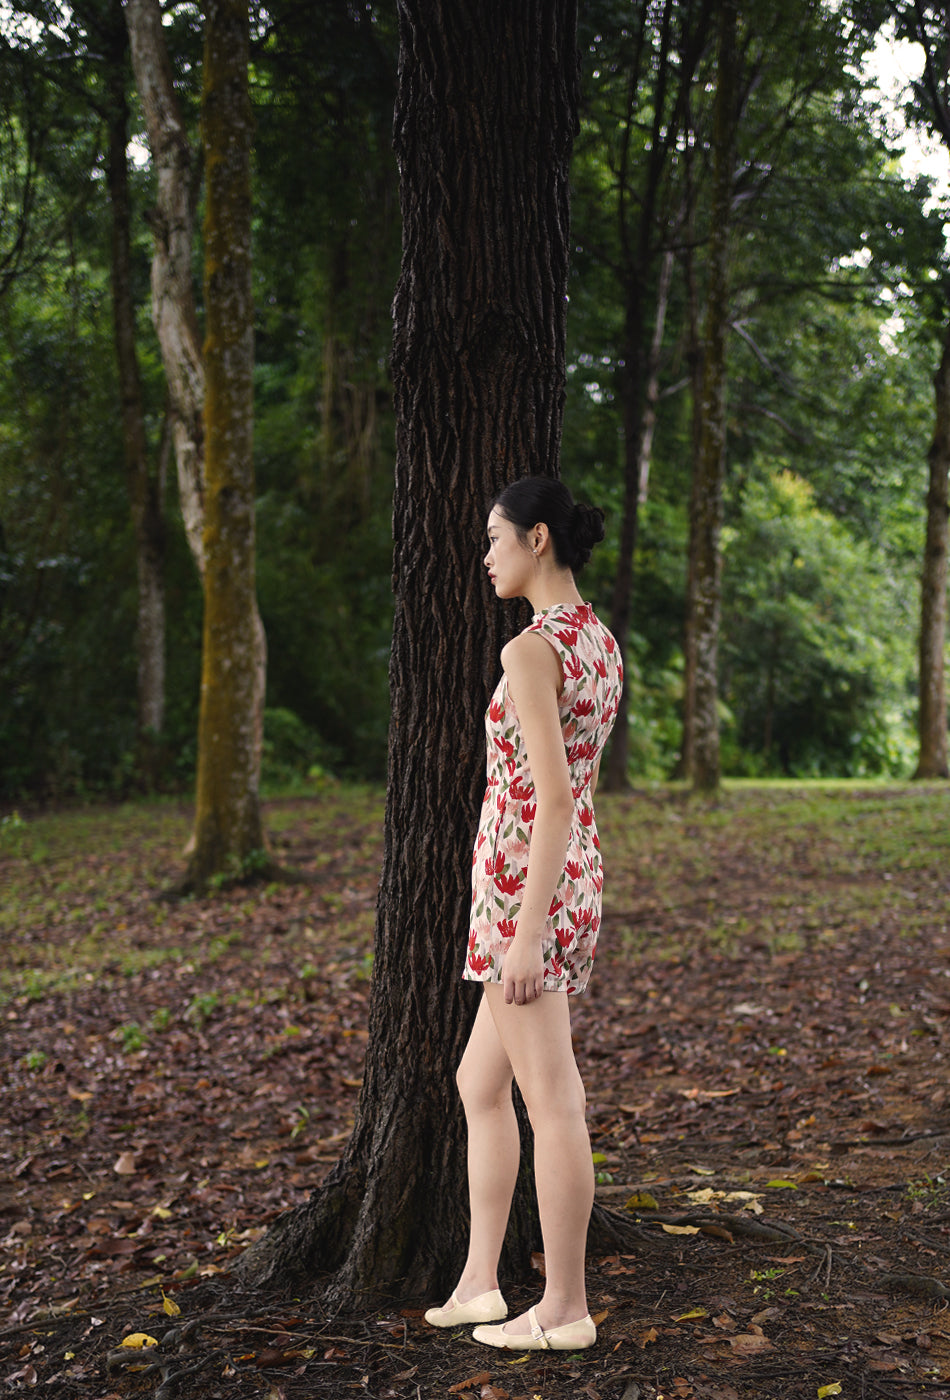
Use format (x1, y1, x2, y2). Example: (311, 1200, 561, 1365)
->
(234, 0, 579, 1305)
(187, 0, 265, 887)
(124, 0, 205, 574)
(914, 317, 950, 780)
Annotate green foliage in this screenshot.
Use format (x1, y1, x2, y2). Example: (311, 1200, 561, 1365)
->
(721, 470, 916, 777)
(0, 0, 944, 796)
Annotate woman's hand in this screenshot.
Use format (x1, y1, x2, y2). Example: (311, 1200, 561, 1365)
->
(503, 930, 545, 1005)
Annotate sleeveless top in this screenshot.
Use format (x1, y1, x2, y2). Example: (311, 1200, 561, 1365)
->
(464, 601, 623, 995)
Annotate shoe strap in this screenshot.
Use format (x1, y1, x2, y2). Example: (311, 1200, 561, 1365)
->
(527, 1306, 549, 1348)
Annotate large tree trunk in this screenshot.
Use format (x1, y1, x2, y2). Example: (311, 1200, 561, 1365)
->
(124, 0, 205, 574)
(106, 2, 167, 758)
(233, 0, 579, 1305)
(682, 0, 737, 793)
(914, 315, 950, 779)
(186, 0, 265, 887)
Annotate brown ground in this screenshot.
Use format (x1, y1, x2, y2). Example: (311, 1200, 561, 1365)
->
(1, 784, 949, 1400)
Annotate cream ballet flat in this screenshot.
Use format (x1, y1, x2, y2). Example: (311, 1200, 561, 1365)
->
(472, 1304, 596, 1351)
(424, 1288, 508, 1327)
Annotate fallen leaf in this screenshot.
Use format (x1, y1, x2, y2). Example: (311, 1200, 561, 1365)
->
(530, 1251, 546, 1275)
(162, 1292, 181, 1317)
(626, 1191, 658, 1210)
(728, 1332, 774, 1356)
(113, 1152, 138, 1176)
(764, 1179, 798, 1190)
(119, 1333, 158, 1349)
(673, 1307, 708, 1321)
(817, 1385, 842, 1398)
(661, 1224, 700, 1235)
(638, 1327, 659, 1348)
(449, 1374, 491, 1395)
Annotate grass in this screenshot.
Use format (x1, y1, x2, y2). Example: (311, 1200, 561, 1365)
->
(1, 778, 947, 1006)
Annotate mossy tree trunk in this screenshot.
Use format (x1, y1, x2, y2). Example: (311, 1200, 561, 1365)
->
(186, 0, 265, 888)
(105, 1, 167, 766)
(682, 0, 738, 793)
(915, 315, 950, 779)
(124, 0, 205, 573)
(233, 0, 579, 1305)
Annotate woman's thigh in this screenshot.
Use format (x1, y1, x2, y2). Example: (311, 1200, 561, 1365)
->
(483, 984, 585, 1119)
(457, 990, 516, 1111)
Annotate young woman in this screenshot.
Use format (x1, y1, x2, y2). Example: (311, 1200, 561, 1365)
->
(424, 476, 622, 1352)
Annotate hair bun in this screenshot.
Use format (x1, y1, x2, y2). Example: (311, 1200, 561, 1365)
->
(572, 502, 606, 552)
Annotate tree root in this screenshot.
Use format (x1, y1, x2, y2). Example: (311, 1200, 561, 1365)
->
(879, 1271, 950, 1300)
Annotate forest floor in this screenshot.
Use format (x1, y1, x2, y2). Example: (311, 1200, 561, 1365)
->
(1, 780, 949, 1400)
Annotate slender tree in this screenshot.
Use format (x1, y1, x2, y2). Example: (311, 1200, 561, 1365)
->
(186, 0, 266, 886)
(123, 0, 205, 571)
(234, 0, 580, 1302)
(682, 0, 738, 791)
(884, 0, 950, 779)
(104, 0, 168, 756)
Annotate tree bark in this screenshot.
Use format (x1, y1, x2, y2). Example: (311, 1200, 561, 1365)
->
(683, 0, 738, 793)
(105, 1, 167, 754)
(914, 314, 950, 779)
(185, 0, 265, 886)
(124, 0, 206, 574)
(233, 0, 579, 1304)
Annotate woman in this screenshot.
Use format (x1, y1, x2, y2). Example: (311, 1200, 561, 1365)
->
(425, 476, 622, 1352)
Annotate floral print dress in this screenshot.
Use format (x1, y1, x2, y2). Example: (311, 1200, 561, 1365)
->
(465, 602, 623, 995)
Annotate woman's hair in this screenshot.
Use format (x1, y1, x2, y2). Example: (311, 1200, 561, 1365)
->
(490, 476, 605, 574)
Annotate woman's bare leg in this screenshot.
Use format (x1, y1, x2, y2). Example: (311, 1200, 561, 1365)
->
(483, 983, 592, 1330)
(449, 991, 520, 1302)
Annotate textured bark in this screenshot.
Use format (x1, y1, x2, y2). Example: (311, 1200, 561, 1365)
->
(234, 0, 579, 1304)
(914, 316, 950, 779)
(682, 0, 737, 793)
(124, 0, 206, 574)
(186, 0, 265, 884)
(106, 3, 167, 746)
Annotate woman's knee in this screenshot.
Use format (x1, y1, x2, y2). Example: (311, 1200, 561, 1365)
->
(519, 1065, 586, 1130)
(457, 1053, 513, 1116)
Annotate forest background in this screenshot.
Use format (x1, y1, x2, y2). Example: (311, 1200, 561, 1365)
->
(1, 0, 949, 804)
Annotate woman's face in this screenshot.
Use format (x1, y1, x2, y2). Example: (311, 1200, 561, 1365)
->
(484, 507, 535, 599)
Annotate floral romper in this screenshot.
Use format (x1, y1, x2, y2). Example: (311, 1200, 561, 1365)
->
(464, 602, 623, 995)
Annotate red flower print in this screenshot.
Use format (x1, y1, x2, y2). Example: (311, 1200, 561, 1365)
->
(556, 628, 578, 647)
(591, 914, 601, 934)
(565, 860, 583, 880)
(467, 950, 491, 976)
(489, 698, 505, 723)
(565, 655, 584, 680)
(569, 907, 593, 930)
(485, 851, 506, 879)
(494, 871, 524, 895)
(468, 931, 478, 950)
(556, 924, 574, 949)
(548, 896, 563, 918)
(579, 807, 594, 827)
(521, 802, 536, 823)
(497, 918, 517, 940)
(550, 951, 565, 977)
(594, 658, 607, 679)
(494, 735, 515, 758)
(593, 833, 601, 849)
(572, 698, 595, 717)
(604, 633, 616, 653)
(509, 776, 534, 802)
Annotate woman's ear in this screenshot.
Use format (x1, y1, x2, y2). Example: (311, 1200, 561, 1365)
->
(532, 522, 550, 556)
